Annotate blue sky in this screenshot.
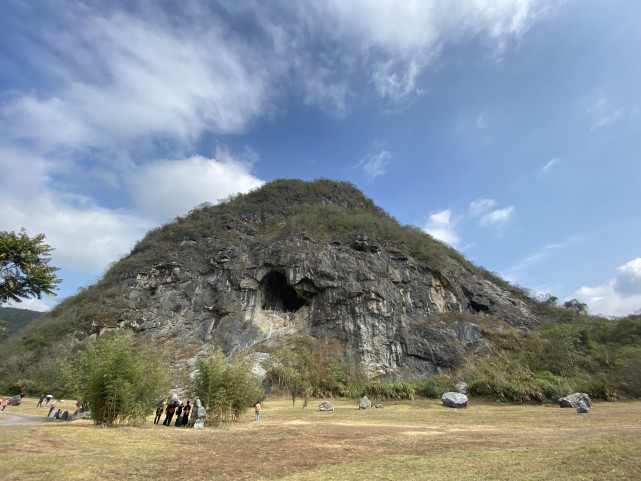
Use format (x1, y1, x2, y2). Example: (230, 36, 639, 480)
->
(1, 0, 640, 316)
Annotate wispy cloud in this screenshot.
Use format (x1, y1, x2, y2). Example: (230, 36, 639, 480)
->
(576, 258, 641, 317)
(586, 93, 624, 130)
(469, 198, 497, 217)
(541, 157, 560, 173)
(424, 209, 459, 246)
(502, 236, 582, 283)
(469, 198, 514, 227)
(480, 206, 514, 227)
(357, 150, 392, 178)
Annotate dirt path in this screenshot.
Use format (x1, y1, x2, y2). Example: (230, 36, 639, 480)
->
(0, 412, 56, 426)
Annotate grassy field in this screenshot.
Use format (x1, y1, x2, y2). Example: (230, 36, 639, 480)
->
(1, 396, 640, 480)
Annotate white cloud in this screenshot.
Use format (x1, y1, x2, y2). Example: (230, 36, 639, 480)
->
(131, 150, 264, 222)
(310, 0, 555, 105)
(480, 206, 514, 227)
(586, 93, 624, 130)
(424, 209, 460, 246)
(541, 157, 560, 173)
(469, 198, 497, 217)
(575, 258, 641, 317)
(356, 150, 392, 179)
(1, 9, 279, 152)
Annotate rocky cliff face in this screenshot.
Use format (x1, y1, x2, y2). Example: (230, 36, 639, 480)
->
(82, 180, 539, 379)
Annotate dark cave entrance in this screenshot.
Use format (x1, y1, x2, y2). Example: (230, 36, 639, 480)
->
(261, 270, 307, 312)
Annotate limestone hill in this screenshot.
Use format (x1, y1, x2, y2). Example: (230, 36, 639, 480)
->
(23, 179, 542, 378)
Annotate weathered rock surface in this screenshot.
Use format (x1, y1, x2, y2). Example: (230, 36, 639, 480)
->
(576, 401, 589, 413)
(442, 392, 468, 408)
(190, 399, 206, 428)
(8, 395, 21, 406)
(45, 180, 540, 379)
(319, 401, 334, 411)
(455, 382, 469, 394)
(559, 393, 592, 409)
(359, 396, 372, 409)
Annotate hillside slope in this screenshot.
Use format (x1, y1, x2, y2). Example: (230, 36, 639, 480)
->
(24, 179, 541, 378)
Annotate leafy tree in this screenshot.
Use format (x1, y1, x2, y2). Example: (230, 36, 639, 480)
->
(1, 229, 61, 304)
(67, 332, 170, 426)
(563, 298, 588, 315)
(191, 348, 264, 426)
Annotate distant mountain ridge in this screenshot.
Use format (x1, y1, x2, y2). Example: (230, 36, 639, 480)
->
(0, 307, 42, 340)
(24, 179, 541, 378)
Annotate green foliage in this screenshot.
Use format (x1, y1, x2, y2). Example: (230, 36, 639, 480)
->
(0, 307, 42, 339)
(413, 378, 447, 398)
(364, 381, 415, 400)
(0, 229, 61, 304)
(454, 315, 641, 402)
(68, 332, 170, 426)
(265, 336, 368, 404)
(190, 348, 264, 426)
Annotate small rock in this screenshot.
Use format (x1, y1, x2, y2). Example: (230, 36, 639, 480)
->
(442, 392, 468, 408)
(576, 401, 589, 414)
(375, 404, 384, 409)
(319, 401, 334, 411)
(455, 382, 469, 394)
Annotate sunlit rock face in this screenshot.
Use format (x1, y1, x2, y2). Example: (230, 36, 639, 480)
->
(112, 231, 536, 378)
(67, 180, 539, 379)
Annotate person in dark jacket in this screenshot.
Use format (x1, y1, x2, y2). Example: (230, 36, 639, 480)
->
(154, 404, 163, 425)
(181, 400, 191, 427)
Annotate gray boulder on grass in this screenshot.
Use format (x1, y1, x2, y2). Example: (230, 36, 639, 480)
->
(576, 401, 589, 414)
(191, 398, 206, 428)
(442, 392, 468, 408)
(375, 404, 384, 409)
(359, 396, 372, 409)
(319, 401, 334, 411)
(559, 393, 592, 409)
(8, 395, 21, 406)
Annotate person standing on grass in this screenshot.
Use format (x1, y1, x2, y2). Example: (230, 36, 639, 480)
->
(181, 400, 191, 427)
(175, 402, 184, 426)
(163, 400, 177, 425)
(1, 398, 9, 412)
(254, 401, 261, 422)
(37, 394, 45, 407)
(154, 404, 163, 425)
(48, 401, 57, 417)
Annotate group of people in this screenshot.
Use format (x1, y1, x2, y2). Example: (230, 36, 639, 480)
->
(36, 394, 54, 407)
(155, 398, 191, 427)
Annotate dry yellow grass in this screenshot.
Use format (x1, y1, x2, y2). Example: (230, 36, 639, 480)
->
(1, 397, 640, 480)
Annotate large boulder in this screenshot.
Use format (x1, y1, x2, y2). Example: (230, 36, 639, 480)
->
(319, 401, 334, 411)
(559, 393, 592, 409)
(8, 395, 21, 406)
(359, 396, 372, 409)
(442, 392, 468, 408)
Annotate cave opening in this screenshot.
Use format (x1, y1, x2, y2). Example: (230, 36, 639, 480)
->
(261, 270, 307, 312)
